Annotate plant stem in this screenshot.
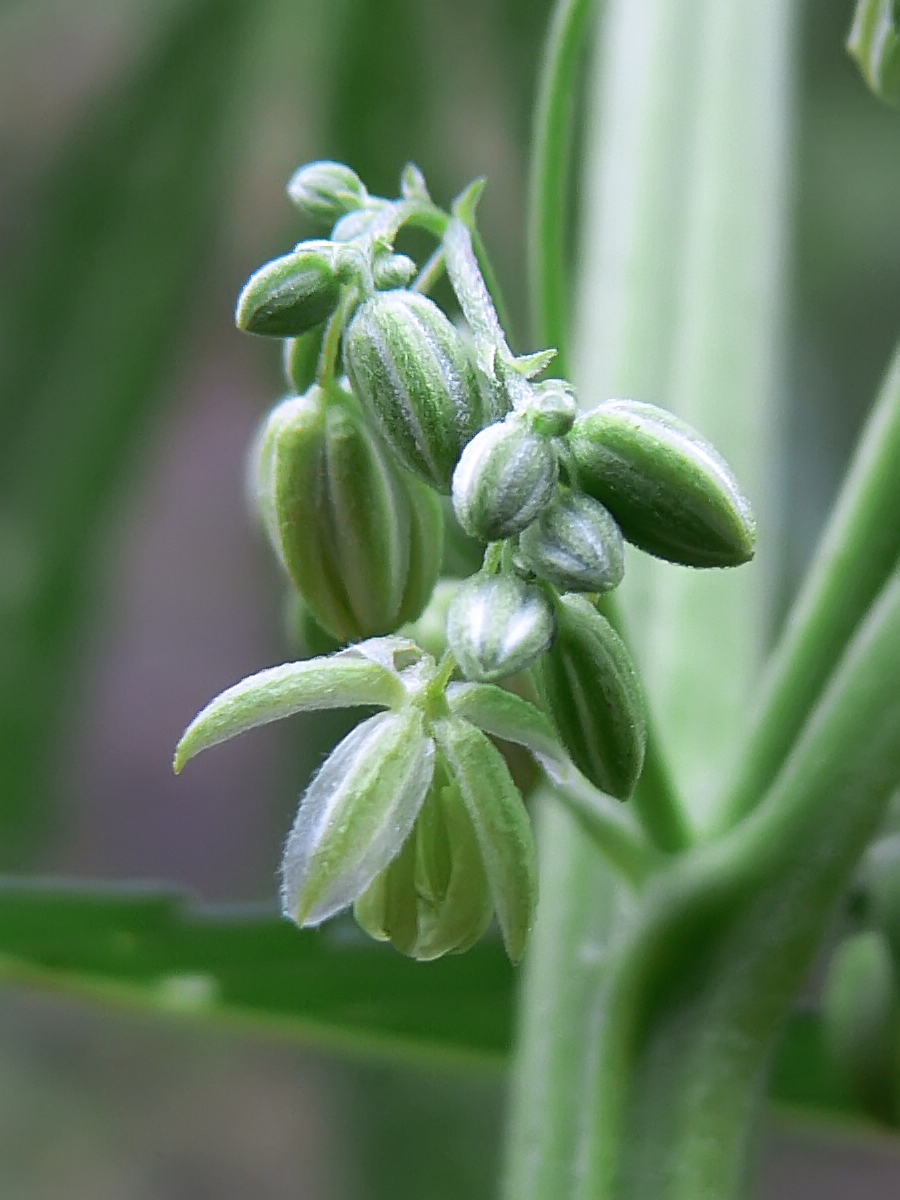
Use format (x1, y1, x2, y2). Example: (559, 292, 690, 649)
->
(527, 0, 598, 375)
(720, 342, 900, 829)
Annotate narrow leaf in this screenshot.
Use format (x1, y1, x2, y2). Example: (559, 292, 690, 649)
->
(174, 655, 404, 772)
(446, 681, 565, 765)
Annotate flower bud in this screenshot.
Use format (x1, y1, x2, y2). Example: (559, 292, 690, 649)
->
(517, 491, 624, 593)
(236, 242, 341, 338)
(251, 388, 440, 642)
(286, 160, 368, 225)
(331, 205, 387, 242)
(373, 252, 417, 290)
(354, 753, 494, 960)
(447, 573, 555, 683)
(282, 326, 324, 395)
(281, 709, 435, 926)
(451, 417, 559, 542)
(534, 594, 646, 800)
(520, 380, 579, 438)
(566, 400, 755, 568)
(343, 290, 486, 492)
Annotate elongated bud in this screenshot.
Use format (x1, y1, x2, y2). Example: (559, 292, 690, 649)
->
(848, 0, 900, 107)
(451, 417, 559, 542)
(251, 388, 440, 642)
(433, 717, 538, 962)
(354, 753, 494, 960)
(236, 242, 342, 338)
(447, 573, 555, 682)
(344, 290, 486, 492)
(282, 326, 324, 395)
(286, 160, 368, 224)
(824, 931, 900, 1125)
(517, 491, 624, 593)
(567, 400, 755, 568)
(534, 594, 646, 800)
(281, 709, 435, 926)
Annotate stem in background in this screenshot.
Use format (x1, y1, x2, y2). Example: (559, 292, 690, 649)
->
(719, 343, 900, 830)
(527, 0, 598, 374)
(548, 776, 659, 883)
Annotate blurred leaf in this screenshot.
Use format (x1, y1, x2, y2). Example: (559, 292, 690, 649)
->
(0, 0, 258, 862)
(0, 878, 514, 1067)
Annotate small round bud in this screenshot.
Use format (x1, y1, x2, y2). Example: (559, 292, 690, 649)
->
(344, 290, 486, 492)
(567, 400, 756, 568)
(373, 252, 417, 290)
(517, 491, 624, 593)
(521, 380, 579, 437)
(447, 573, 556, 683)
(286, 160, 368, 225)
(331, 205, 387, 242)
(534, 594, 646, 800)
(236, 242, 341, 338)
(451, 417, 559, 542)
(250, 388, 441, 642)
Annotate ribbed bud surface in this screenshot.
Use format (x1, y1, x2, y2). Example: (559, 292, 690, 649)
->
(286, 161, 368, 224)
(447, 573, 555, 682)
(452, 418, 559, 542)
(518, 491, 624, 593)
(236, 243, 341, 338)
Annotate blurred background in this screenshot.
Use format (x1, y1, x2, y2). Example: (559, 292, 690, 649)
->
(0, 0, 899, 1195)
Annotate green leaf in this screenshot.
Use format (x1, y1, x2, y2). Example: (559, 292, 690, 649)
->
(174, 654, 405, 772)
(0, 877, 514, 1068)
(848, 0, 900, 107)
(446, 681, 564, 764)
(0, 0, 258, 862)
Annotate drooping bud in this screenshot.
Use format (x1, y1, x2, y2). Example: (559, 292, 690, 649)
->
(286, 161, 368, 225)
(282, 326, 324, 395)
(451, 417, 559, 542)
(236, 242, 342, 338)
(447, 573, 555, 682)
(343, 290, 486, 492)
(250, 387, 440, 642)
(566, 400, 755, 568)
(534, 593, 646, 800)
(354, 752, 494, 960)
(281, 708, 435, 926)
(433, 716, 538, 962)
(517, 491, 625, 594)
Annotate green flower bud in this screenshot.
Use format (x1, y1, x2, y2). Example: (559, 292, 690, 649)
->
(520, 380, 579, 438)
(451, 417, 559, 542)
(282, 326, 324, 395)
(331, 205, 387, 243)
(236, 242, 342, 338)
(447, 573, 556, 683)
(433, 716, 538, 963)
(566, 400, 755, 568)
(281, 708, 435, 926)
(823, 931, 900, 1125)
(517, 491, 624, 593)
(250, 388, 440, 642)
(343, 290, 486, 492)
(354, 753, 494, 960)
(534, 594, 646, 800)
(373, 252, 417, 290)
(286, 160, 368, 225)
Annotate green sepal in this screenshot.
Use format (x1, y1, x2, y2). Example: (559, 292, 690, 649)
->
(567, 399, 756, 568)
(452, 417, 559, 542)
(512, 348, 558, 379)
(236, 242, 342, 338)
(823, 931, 900, 1124)
(344, 290, 486, 492)
(446, 681, 564, 765)
(433, 717, 538, 963)
(400, 162, 431, 203)
(447, 573, 556, 683)
(534, 593, 647, 800)
(286, 160, 368, 224)
(173, 652, 405, 772)
(282, 327, 324, 395)
(517, 490, 624, 593)
(354, 753, 494, 961)
(282, 709, 436, 927)
(848, 0, 900, 107)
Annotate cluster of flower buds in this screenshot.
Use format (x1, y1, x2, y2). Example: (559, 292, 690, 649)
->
(176, 160, 757, 961)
